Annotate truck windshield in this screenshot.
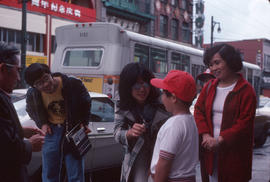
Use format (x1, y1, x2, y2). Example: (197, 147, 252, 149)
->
(63, 48, 103, 67)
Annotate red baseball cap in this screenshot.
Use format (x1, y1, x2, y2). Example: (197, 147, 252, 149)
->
(151, 70, 196, 102)
(196, 69, 215, 82)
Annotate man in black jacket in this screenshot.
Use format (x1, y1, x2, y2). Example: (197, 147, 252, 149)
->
(25, 63, 91, 182)
(0, 42, 45, 182)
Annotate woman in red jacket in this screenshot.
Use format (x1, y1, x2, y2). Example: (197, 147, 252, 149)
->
(194, 44, 256, 182)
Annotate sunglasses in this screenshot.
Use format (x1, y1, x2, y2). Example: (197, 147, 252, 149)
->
(132, 82, 150, 90)
(5, 63, 22, 72)
(33, 74, 52, 88)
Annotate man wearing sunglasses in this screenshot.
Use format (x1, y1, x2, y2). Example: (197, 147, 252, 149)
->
(0, 42, 45, 182)
(24, 63, 91, 182)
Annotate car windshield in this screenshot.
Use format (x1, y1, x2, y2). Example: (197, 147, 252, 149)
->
(13, 98, 30, 121)
(264, 101, 270, 108)
(11, 92, 26, 103)
(259, 97, 270, 108)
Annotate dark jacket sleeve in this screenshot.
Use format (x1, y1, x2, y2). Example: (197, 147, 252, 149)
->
(68, 77, 91, 126)
(26, 88, 48, 128)
(0, 105, 32, 166)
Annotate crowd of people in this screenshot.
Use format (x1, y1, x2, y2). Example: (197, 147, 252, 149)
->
(0, 41, 257, 182)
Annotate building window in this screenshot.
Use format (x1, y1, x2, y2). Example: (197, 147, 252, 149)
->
(182, 22, 190, 43)
(27, 32, 44, 52)
(0, 27, 44, 53)
(160, 15, 168, 37)
(264, 54, 270, 72)
(181, 0, 187, 10)
(171, 19, 178, 40)
(171, 0, 178, 7)
(160, 0, 168, 4)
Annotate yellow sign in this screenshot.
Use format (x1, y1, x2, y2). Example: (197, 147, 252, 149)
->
(78, 76, 103, 93)
(26, 55, 47, 67)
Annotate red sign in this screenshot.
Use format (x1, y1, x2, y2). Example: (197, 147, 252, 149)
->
(0, 0, 96, 22)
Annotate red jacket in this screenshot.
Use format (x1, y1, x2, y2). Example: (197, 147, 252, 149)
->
(194, 74, 256, 182)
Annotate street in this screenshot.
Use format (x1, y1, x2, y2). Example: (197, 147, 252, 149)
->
(196, 136, 270, 182)
(92, 137, 270, 182)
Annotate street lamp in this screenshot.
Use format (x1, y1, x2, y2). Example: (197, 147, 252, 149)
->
(210, 16, 221, 47)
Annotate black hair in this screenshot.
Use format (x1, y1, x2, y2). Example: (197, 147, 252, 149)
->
(163, 89, 172, 97)
(118, 62, 160, 110)
(163, 89, 192, 107)
(0, 42, 20, 65)
(24, 63, 51, 87)
(203, 43, 243, 72)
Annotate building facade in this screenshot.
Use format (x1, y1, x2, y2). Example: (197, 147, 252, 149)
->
(154, 0, 193, 44)
(0, 0, 96, 66)
(98, 0, 155, 35)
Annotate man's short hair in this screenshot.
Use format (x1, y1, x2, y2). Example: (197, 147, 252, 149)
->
(0, 41, 20, 65)
(24, 63, 51, 87)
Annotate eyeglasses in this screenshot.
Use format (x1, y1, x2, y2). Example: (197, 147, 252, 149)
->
(33, 74, 52, 88)
(132, 82, 150, 91)
(5, 63, 22, 72)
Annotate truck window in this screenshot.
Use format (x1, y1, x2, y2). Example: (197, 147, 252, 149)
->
(63, 48, 103, 67)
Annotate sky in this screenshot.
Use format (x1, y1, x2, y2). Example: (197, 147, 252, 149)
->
(200, 0, 270, 44)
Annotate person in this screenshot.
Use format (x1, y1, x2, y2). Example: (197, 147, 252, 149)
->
(149, 70, 199, 182)
(24, 63, 91, 182)
(194, 43, 256, 182)
(196, 68, 215, 83)
(114, 62, 170, 182)
(0, 42, 45, 182)
(196, 69, 215, 93)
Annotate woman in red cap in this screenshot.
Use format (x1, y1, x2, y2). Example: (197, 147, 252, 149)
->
(194, 44, 256, 182)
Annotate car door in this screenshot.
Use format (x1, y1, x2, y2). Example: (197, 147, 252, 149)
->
(85, 97, 124, 172)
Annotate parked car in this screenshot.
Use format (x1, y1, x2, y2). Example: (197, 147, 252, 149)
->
(11, 89, 124, 182)
(189, 94, 270, 148)
(258, 96, 270, 108)
(254, 97, 270, 148)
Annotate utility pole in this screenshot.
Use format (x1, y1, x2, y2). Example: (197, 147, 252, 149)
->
(20, 0, 27, 88)
(210, 16, 221, 48)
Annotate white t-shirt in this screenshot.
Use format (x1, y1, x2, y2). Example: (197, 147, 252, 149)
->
(212, 83, 236, 138)
(150, 114, 199, 179)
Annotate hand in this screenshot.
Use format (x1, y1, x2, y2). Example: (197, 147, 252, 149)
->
(202, 133, 220, 152)
(23, 126, 46, 138)
(29, 134, 45, 152)
(41, 124, 52, 135)
(126, 123, 146, 139)
(80, 123, 91, 134)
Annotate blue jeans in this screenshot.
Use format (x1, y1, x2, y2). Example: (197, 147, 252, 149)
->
(42, 124, 85, 182)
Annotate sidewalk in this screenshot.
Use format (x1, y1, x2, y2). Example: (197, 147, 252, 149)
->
(196, 137, 270, 182)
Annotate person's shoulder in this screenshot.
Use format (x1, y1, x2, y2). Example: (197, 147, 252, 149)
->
(26, 87, 39, 97)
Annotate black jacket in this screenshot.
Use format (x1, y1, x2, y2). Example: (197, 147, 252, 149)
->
(0, 90, 32, 182)
(26, 73, 91, 131)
